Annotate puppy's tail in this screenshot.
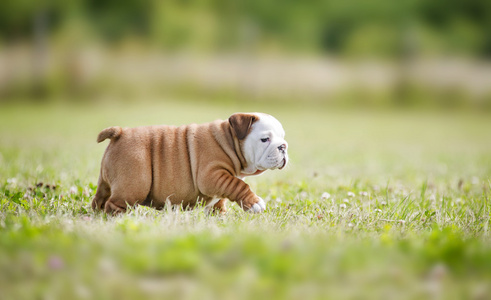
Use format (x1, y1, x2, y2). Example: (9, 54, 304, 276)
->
(97, 126, 123, 143)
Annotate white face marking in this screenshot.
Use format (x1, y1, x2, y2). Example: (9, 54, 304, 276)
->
(241, 113, 288, 174)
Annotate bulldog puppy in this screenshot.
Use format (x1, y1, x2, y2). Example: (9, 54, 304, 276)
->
(91, 113, 288, 214)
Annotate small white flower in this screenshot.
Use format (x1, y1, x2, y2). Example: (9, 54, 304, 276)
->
(347, 191, 355, 197)
(380, 201, 387, 206)
(359, 191, 368, 196)
(429, 194, 436, 201)
(321, 192, 331, 200)
(69, 186, 78, 194)
(299, 191, 308, 199)
(7, 178, 17, 184)
(343, 198, 349, 204)
(375, 209, 382, 213)
(339, 203, 347, 209)
(348, 223, 354, 228)
(398, 220, 406, 225)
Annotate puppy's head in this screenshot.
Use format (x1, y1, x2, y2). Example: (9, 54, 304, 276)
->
(229, 113, 288, 174)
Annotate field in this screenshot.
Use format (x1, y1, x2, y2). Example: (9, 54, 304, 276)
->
(1, 100, 491, 299)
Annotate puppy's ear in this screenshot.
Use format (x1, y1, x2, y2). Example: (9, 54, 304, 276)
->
(229, 113, 259, 140)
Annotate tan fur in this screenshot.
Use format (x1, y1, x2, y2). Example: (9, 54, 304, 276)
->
(92, 114, 261, 214)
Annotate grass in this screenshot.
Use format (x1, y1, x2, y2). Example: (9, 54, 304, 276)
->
(1, 100, 491, 299)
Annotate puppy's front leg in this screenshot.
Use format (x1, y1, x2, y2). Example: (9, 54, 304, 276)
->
(201, 171, 265, 213)
(204, 198, 228, 215)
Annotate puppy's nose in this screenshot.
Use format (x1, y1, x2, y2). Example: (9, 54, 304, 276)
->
(277, 144, 287, 153)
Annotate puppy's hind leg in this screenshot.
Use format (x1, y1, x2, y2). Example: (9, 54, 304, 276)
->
(92, 177, 111, 211)
(104, 194, 147, 214)
(104, 197, 128, 214)
(103, 181, 151, 215)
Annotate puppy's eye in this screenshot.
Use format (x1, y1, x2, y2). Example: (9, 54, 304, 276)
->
(261, 137, 270, 143)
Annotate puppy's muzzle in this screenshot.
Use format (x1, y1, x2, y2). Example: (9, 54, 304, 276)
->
(277, 144, 287, 154)
(277, 144, 288, 169)
(279, 158, 287, 169)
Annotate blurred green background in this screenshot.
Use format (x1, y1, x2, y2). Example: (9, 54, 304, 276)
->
(0, 0, 490, 108)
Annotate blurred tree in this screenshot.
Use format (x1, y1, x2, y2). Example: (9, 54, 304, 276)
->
(0, 0, 489, 58)
(85, 0, 152, 42)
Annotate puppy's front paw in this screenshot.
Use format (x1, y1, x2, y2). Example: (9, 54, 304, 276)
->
(248, 197, 266, 213)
